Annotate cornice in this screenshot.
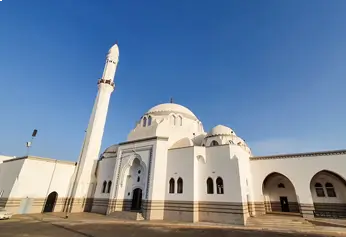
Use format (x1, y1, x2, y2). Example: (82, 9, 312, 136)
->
(250, 149, 346, 161)
(3, 156, 76, 165)
(118, 136, 168, 145)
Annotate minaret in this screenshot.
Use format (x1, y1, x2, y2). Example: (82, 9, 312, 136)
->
(68, 43, 119, 213)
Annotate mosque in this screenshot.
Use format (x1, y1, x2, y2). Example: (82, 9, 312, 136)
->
(0, 44, 345, 225)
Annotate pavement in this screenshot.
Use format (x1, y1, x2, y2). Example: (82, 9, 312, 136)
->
(0, 212, 345, 237)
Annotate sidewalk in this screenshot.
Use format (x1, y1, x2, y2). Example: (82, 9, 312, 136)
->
(11, 213, 346, 236)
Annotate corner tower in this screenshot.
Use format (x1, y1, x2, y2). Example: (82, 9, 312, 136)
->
(69, 43, 119, 212)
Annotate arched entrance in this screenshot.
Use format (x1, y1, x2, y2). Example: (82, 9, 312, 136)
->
(43, 191, 58, 213)
(131, 188, 142, 211)
(262, 172, 299, 213)
(310, 170, 346, 218)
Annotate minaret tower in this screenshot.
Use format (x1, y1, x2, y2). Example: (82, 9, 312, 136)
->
(68, 43, 119, 212)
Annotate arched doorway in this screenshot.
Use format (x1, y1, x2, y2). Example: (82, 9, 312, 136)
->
(262, 172, 299, 213)
(131, 188, 142, 211)
(310, 170, 346, 217)
(43, 191, 58, 213)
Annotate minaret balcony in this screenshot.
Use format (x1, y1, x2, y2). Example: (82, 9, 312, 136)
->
(98, 79, 115, 88)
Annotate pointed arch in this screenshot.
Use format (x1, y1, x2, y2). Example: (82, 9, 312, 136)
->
(325, 182, 336, 197)
(310, 170, 346, 216)
(169, 178, 175, 193)
(142, 117, 147, 127)
(210, 140, 219, 146)
(262, 172, 299, 213)
(172, 115, 177, 125)
(216, 177, 224, 194)
(107, 180, 112, 193)
(102, 181, 107, 193)
(314, 183, 325, 197)
(178, 115, 183, 126)
(177, 177, 183, 193)
(207, 177, 214, 194)
(148, 116, 152, 126)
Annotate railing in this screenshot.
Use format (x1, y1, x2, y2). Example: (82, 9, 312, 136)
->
(313, 210, 346, 219)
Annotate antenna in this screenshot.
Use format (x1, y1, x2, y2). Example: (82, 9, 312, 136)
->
(26, 129, 38, 157)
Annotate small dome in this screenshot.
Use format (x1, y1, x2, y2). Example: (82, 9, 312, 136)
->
(207, 125, 236, 137)
(147, 103, 197, 119)
(107, 43, 119, 58)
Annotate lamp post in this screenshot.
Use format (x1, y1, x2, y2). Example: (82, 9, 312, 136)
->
(26, 129, 38, 156)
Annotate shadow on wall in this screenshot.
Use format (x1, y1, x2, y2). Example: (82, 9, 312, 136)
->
(0, 159, 26, 209)
(262, 172, 300, 214)
(64, 160, 97, 214)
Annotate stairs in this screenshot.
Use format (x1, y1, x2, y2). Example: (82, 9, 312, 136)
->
(108, 211, 144, 221)
(247, 214, 316, 230)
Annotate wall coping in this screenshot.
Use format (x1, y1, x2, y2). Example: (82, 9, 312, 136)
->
(119, 136, 169, 145)
(250, 149, 346, 161)
(2, 156, 76, 165)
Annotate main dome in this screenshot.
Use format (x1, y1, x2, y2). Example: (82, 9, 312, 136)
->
(147, 103, 197, 119)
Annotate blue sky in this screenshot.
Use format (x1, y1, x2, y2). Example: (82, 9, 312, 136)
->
(1, 0, 346, 160)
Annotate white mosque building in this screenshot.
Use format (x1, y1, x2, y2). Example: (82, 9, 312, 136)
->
(0, 44, 345, 225)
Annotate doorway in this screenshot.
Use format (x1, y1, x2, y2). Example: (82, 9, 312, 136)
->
(280, 196, 289, 212)
(131, 188, 142, 211)
(43, 191, 58, 213)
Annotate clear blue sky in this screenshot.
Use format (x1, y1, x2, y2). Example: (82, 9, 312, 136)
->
(1, 0, 346, 160)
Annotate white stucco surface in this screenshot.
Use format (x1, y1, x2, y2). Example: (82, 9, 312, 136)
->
(2, 44, 346, 222)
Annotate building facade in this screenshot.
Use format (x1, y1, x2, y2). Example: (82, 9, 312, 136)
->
(0, 44, 345, 225)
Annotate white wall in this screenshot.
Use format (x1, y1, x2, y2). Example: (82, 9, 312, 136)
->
(197, 145, 243, 202)
(165, 147, 194, 201)
(9, 158, 75, 198)
(148, 139, 168, 201)
(0, 159, 25, 198)
(250, 153, 346, 205)
(94, 157, 116, 199)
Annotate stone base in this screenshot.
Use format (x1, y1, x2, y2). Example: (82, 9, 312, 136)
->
(0, 197, 92, 215)
(163, 201, 194, 222)
(198, 201, 247, 225)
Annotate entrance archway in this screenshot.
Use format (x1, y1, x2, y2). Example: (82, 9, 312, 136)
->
(131, 188, 142, 211)
(262, 172, 299, 213)
(310, 170, 346, 217)
(43, 191, 58, 213)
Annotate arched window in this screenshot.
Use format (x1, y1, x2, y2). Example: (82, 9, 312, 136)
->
(315, 183, 325, 197)
(169, 178, 175, 193)
(148, 116, 152, 126)
(210, 140, 219, 146)
(216, 177, 224, 194)
(137, 176, 140, 182)
(207, 177, 214, 194)
(143, 117, 147, 127)
(102, 181, 107, 193)
(173, 115, 176, 126)
(278, 183, 285, 188)
(107, 181, 112, 193)
(170, 115, 176, 125)
(178, 116, 183, 126)
(177, 177, 183, 193)
(325, 182, 336, 197)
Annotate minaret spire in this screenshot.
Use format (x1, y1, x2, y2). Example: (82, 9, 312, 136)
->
(66, 43, 119, 215)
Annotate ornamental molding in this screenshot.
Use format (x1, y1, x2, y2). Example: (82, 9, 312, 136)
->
(250, 149, 346, 161)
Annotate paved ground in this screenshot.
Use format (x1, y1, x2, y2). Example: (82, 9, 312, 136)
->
(0, 213, 344, 237)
